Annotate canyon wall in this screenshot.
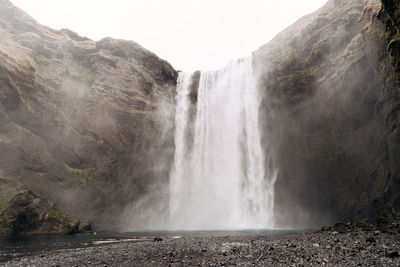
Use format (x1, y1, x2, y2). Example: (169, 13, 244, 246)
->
(2, 0, 400, 234)
(0, 0, 177, 235)
(254, 0, 400, 228)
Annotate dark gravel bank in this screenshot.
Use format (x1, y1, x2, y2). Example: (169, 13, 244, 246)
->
(2, 216, 400, 266)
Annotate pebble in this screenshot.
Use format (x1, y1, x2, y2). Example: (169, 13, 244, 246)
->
(366, 236, 376, 243)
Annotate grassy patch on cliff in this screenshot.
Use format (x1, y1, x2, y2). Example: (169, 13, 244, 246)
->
(35, 207, 73, 223)
(63, 163, 95, 184)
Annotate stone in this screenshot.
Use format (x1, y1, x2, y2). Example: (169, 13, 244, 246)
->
(366, 237, 376, 243)
(78, 222, 92, 233)
(387, 251, 400, 258)
(6, 191, 80, 235)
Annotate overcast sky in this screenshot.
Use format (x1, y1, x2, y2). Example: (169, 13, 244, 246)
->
(10, 0, 327, 71)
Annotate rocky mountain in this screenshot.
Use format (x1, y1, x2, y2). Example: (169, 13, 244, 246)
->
(0, 0, 177, 236)
(2, 0, 400, 235)
(254, 0, 400, 228)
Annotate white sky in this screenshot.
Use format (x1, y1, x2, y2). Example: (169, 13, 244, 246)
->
(10, 0, 327, 71)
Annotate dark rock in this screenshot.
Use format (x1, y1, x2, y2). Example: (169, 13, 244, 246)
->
(321, 226, 332, 232)
(6, 191, 80, 235)
(153, 237, 163, 242)
(386, 251, 399, 258)
(78, 221, 93, 233)
(376, 216, 389, 227)
(366, 236, 376, 243)
(254, 0, 399, 228)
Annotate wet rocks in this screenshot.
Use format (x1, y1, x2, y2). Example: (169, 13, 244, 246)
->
(3, 225, 400, 266)
(387, 250, 400, 258)
(4, 190, 88, 236)
(366, 236, 376, 243)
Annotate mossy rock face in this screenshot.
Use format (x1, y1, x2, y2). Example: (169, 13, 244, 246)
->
(0, 167, 86, 237)
(4, 191, 81, 236)
(0, 177, 25, 215)
(0, 176, 26, 237)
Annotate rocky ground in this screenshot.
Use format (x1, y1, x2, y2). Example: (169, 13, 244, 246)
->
(2, 216, 400, 266)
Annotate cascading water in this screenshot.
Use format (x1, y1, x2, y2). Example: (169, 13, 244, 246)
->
(169, 57, 277, 230)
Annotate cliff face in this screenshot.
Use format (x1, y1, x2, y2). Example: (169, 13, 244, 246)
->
(381, 0, 400, 81)
(4, 0, 400, 234)
(254, 0, 400, 228)
(0, 0, 177, 234)
(380, 0, 400, 217)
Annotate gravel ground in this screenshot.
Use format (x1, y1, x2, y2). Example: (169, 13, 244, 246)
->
(2, 219, 400, 266)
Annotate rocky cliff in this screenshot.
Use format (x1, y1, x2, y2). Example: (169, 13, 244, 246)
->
(3, 0, 400, 234)
(254, 0, 400, 228)
(380, 0, 400, 218)
(0, 0, 177, 236)
(381, 0, 400, 81)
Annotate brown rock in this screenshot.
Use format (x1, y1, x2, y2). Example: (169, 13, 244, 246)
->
(0, 0, 177, 230)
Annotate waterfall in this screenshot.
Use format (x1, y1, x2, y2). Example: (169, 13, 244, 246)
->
(169, 57, 276, 230)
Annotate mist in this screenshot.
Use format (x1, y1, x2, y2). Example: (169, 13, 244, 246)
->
(118, 0, 392, 231)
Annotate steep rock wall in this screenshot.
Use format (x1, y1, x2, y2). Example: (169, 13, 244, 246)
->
(379, 0, 400, 222)
(4, 0, 400, 233)
(0, 0, 177, 233)
(254, 0, 399, 228)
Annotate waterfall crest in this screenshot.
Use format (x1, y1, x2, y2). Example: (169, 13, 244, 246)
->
(170, 57, 276, 230)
